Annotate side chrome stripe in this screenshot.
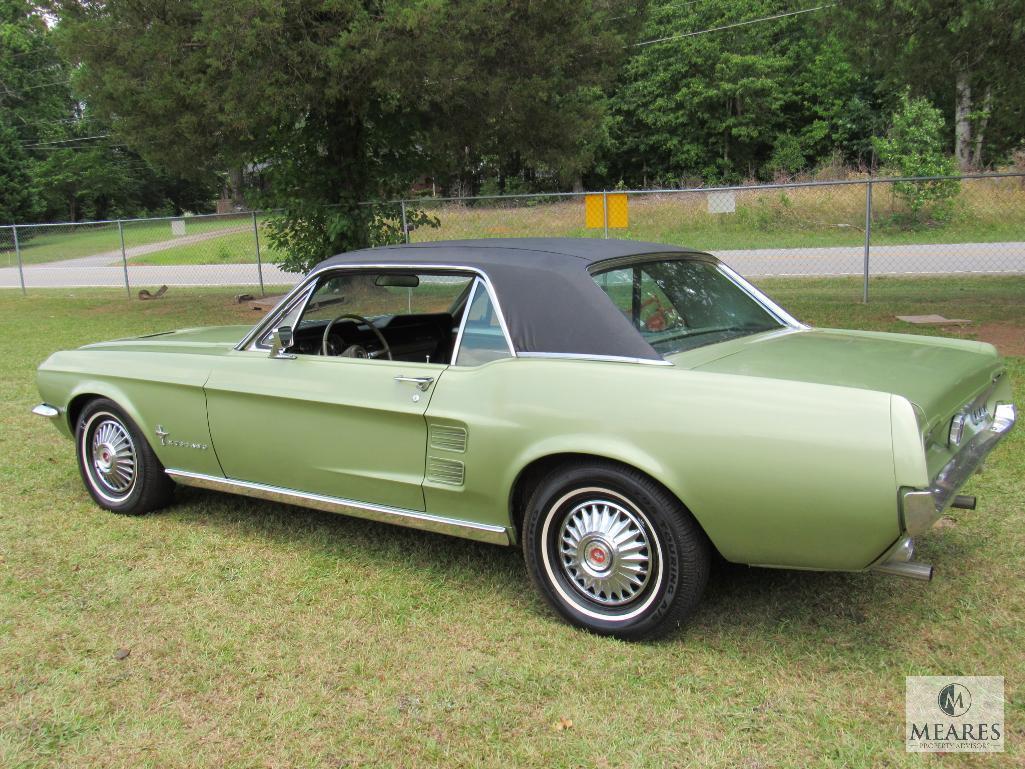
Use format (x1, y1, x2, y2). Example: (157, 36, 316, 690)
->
(165, 469, 511, 546)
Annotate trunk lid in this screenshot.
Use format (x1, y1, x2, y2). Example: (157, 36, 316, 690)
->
(672, 328, 1002, 428)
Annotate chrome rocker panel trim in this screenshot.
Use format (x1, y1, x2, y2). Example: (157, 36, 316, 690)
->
(166, 469, 512, 546)
(32, 403, 61, 418)
(901, 403, 1016, 536)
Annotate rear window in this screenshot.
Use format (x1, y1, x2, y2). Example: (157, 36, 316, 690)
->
(592, 259, 782, 355)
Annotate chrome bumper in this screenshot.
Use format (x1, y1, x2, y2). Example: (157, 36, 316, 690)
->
(31, 403, 60, 418)
(901, 403, 1016, 536)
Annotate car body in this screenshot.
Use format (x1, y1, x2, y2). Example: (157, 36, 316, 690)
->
(35, 238, 1016, 638)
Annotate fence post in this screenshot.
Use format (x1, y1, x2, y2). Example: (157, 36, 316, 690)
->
(118, 220, 130, 299)
(400, 200, 409, 244)
(602, 191, 609, 240)
(252, 211, 265, 297)
(862, 181, 873, 303)
(13, 225, 25, 295)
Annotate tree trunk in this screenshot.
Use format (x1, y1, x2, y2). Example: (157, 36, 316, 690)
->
(954, 71, 973, 171)
(970, 86, 992, 169)
(228, 167, 245, 208)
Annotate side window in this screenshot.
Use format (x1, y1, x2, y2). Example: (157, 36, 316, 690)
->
(260, 270, 473, 361)
(595, 266, 683, 332)
(455, 280, 512, 366)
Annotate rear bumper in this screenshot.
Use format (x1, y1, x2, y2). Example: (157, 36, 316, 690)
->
(901, 403, 1015, 536)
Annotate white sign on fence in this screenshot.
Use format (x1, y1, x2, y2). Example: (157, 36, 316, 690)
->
(170, 218, 187, 236)
(707, 190, 736, 214)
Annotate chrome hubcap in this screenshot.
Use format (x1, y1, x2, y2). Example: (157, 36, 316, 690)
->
(90, 419, 137, 495)
(558, 499, 653, 606)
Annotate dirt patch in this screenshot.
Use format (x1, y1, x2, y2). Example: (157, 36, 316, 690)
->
(971, 323, 1025, 357)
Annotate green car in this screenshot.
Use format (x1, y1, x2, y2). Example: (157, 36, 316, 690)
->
(34, 239, 1016, 639)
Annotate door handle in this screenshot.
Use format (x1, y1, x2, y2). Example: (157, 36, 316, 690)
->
(394, 375, 435, 391)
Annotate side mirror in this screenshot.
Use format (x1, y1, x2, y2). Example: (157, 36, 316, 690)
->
(270, 326, 294, 358)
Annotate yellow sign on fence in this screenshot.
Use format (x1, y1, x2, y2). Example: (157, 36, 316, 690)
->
(585, 193, 629, 229)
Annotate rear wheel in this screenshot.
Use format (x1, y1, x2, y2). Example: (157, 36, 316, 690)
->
(522, 461, 709, 640)
(75, 398, 175, 515)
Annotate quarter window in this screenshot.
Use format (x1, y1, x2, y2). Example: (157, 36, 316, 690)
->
(455, 280, 512, 366)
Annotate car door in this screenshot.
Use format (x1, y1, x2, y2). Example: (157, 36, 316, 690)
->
(204, 269, 471, 512)
(205, 355, 442, 511)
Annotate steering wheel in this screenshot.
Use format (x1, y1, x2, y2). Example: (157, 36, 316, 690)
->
(322, 313, 392, 360)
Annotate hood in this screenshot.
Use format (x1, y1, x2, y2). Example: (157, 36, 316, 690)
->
(679, 328, 1002, 425)
(79, 325, 250, 355)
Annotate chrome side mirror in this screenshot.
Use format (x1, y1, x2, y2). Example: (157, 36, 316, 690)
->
(270, 326, 295, 359)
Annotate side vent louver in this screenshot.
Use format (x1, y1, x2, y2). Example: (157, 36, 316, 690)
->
(430, 425, 468, 453)
(427, 457, 465, 486)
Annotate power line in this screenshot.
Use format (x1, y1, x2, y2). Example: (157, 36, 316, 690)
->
(3, 78, 72, 93)
(25, 144, 128, 151)
(632, 3, 835, 47)
(21, 133, 112, 147)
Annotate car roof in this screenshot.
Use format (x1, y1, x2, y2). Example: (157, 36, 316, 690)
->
(314, 238, 713, 362)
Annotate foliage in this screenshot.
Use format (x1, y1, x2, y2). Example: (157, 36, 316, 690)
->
(0, 117, 36, 223)
(831, 0, 1025, 167)
(0, 0, 215, 223)
(263, 202, 438, 274)
(873, 93, 959, 224)
(597, 1, 881, 187)
(56, 0, 644, 271)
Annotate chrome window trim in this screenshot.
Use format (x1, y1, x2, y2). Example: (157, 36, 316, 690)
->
(716, 262, 804, 329)
(166, 469, 511, 546)
(451, 277, 518, 366)
(450, 277, 479, 366)
(237, 263, 516, 357)
(517, 352, 673, 366)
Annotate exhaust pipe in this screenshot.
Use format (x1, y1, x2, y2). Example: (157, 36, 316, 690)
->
(872, 561, 934, 581)
(952, 495, 976, 510)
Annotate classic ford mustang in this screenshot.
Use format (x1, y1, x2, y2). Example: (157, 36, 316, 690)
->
(34, 239, 1016, 639)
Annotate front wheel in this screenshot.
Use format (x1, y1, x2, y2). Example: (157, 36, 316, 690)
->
(522, 461, 709, 640)
(75, 398, 175, 515)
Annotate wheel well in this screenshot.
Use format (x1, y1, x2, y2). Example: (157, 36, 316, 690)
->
(509, 452, 704, 545)
(66, 393, 102, 432)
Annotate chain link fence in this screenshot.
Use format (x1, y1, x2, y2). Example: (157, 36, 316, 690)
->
(3, 173, 1024, 301)
(0, 211, 298, 297)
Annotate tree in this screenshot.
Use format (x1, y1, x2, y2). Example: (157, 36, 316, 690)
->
(597, 0, 880, 186)
(0, 118, 36, 222)
(55, 0, 643, 271)
(832, 0, 1025, 170)
(873, 92, 958, 224)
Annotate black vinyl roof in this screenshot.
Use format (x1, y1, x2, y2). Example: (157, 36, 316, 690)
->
(314, 238, 712, 360)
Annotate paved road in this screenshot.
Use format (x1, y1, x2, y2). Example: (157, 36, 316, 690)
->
(2, 239, 1024, 289)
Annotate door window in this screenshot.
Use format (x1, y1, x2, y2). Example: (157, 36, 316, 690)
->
(268, 271, 474, 362)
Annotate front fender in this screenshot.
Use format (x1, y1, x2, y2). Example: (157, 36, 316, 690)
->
(36, 350, 224, 477)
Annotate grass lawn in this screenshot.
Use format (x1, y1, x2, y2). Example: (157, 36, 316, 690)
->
(415, 179, 1025, 252)
(126, 227, 283, 267)
(1, 215, 258, 267)
(1, 278, 1022, 768)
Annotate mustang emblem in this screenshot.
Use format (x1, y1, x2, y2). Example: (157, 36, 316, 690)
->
(155, 424, 208, 450)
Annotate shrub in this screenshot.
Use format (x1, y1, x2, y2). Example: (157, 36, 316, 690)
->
(873, 93, 959, 226)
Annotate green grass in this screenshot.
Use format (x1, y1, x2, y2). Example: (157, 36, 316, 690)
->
(126, 227, 284, 267)
(0, 215, 258, 267)
(1, 279, 1023, 768)
(415, 178, 1025, 252)
(6, 178, 1025, 269)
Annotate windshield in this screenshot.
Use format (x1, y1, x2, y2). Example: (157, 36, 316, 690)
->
(591, 259, 783, 355)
